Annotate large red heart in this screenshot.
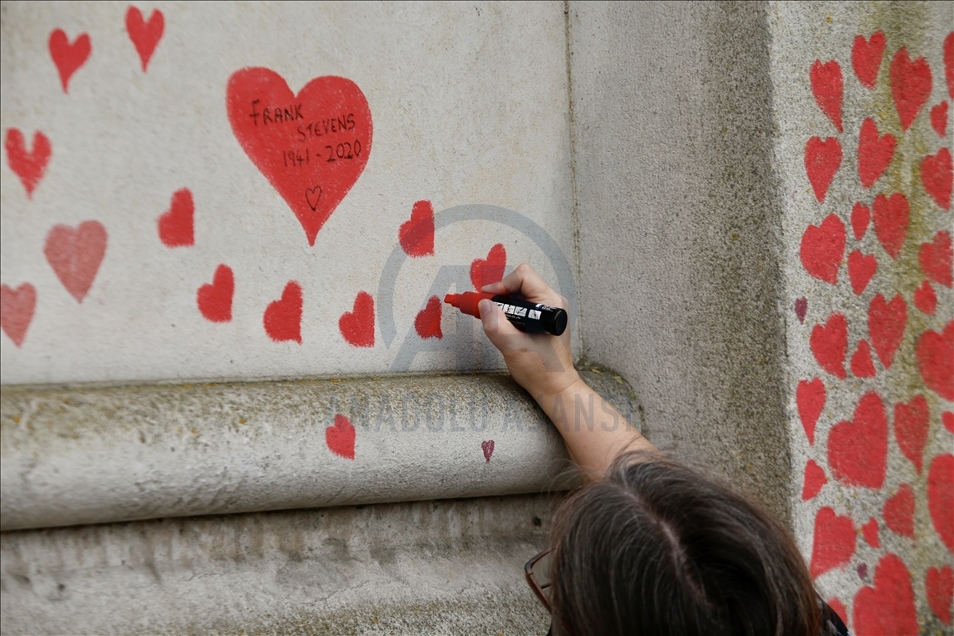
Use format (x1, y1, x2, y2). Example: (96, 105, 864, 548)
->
(158, 188, 194, 247)
(914, 280, 937, 316)
(810, 313, 848, 379)
(929, 454, 954, 553)
(125, 6, 164, 72)
(847, 250, 876, 295)
(868, 293, 906, 369)
(850, 202, 870, 240)
(852, 32, 885, 89)
(801, 459, 827, 501)
(895, 395, 929, 474)
(470, 243, 507, 290)
(44, 221, 107, 303)
(916, 321, 954, 401)
(883, 483, 915, 538)
(339, 291, 374, 347)
(263, 281, 302, 343)
(810, 506, 856, 578)
(399, 200, 434, 257)
(326, 414, 356, 460)
(414, 295, 442, 340)
(0, 283, 36, 347)
(800, 214, 845, 284)
(850, 339, 876, 378)
(828, 391, 888, 489)
(227, 69, 372, 246)
(857, 117, 895, 189)
(48, 29, 90, 93)
(872, 193, 909, 260)
(922, 147, 952, 211)
(932, 101, 949, 137)
(853, 554, 918, 635)
(804, 137, 842, 203)
(920, 231, 952, 289)
(890, 47, 932, 131)
(796, 377, 826, 445)
(926, 565, 954, 625)
(5, 129, 51, 199)
(810, 60, 843, 132)
(197, 264, 233, 323)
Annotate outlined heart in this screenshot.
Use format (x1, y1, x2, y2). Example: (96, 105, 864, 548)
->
(125, 6, 164, 72)
(400, 200, 435, 257)
(414, 295, 442, 340)
(922, 147, 952, 210)
(853, 554, 918, 635)
(796, 377, 826, 445)
(48, 29, 90, 93)
(926, 565, 954, 625)
(482, 440, 495, 462)
(920, 231, 952, 288)
(914, 280, 937, 315)
(794, 297, 807, 323)
(471, 243, 506, 290)
(339, 291, 374, 347)
(810, 60, 843, 132)
(828, 391, 888, 489)
(197, 264, 233, 323)
(804, 137, 842, 203)
(227, 68, 372, 246)
(847, 250, 876, 295)
(158, 188, 194, 247)
(872, 193, 909, 260)
(5, 129, 51, 199)
(851, 202, 870, 240)
(857, 117, 895, 189)
(890, 47, 932, 131)
(44, 220, 107, 302)
(810, 313, 848, 379)
(895, 395, 929, 474)
(852, 31, 885, 89)
(917, 321, 954, 401)
(0, 283, 36, 347)
(862, 518, 880, 548)
(263, 281, 302, 343)
(326, 414, 355, 460)
(883, 484, 915, 538)
(932, 101, 949, 137)
(810, 506, 856, 578)
(929, 453, 954, 553)
(802, 459, 826, 501)
(850, 339, 876, 378)
(800, 214, 845, 284)
(868, 293, 906, 369)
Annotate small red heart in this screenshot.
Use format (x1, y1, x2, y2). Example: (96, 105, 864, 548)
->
(799, 214, 845, 284)
(861, 518, 880, 548)
(857, 118, 896, 189)
(0, 283, 36, 347)
(4, 129, 51, 199)
(797, 378, 826, 445)
(922, 147, 952, 211)
(847, 250, 876, 295)
(482, 440, 495, 462)
(44, 220, 108, 303)
(801, 459, 827, 501)
(883, 483, 915, 538)
(920, 232, 953, 288)
(890, 47, 932, 131)
(944, 411, 954, 434)
(804, 137, 842, 203)
(794, 297, 808, 323)
(852, 32, 885, 89)
(399, 200, 435, 257)
(158, 188, 195, 247)
(414, 295, 442, 340)
(915, 280, 938, 315)
(926, 565, 954, 625)
(868, 293, 906, 369)
(850, 339, 876, 378)
(810, 313, 848, 379)
(810, 60, 844, 132)
(197, 265, 234, 323)
(894, 395, 930, 474)
(326, 414, 355, 460)
(928, 453, 954, 553)
(471, 243, 506, 290)
(48, 29, 91, 93)
(339, 291, 374, 347)
(125, 6, 164, 72)
(853, 554, 918, 635)
(872, 193, 909, 260)
(932, 101, 949, 137)
(917, 321, 954, 401)
(851, 203, 870, 240)
(946, 33, 954, 99)
(263, 281, 302, 343)
(828, 391, 888, 489)
(810, 506, 856, 579)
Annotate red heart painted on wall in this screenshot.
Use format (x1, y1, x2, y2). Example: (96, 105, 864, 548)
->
(946, 32, 954, 99)
(862, 518, 880, 548)
(0, 283, 36, 347)
(929, 454, 954, 553)
(828, 391, 888, 489)
(917, 321, 954, 401)
(800, 214, 845, 284)
(197, 265, 234, 323)
(44, 221, 107, 303)
(857, 118, 895, 189)
(872, 193, 909, 260)
(796, 378, 826, 445)
(868, 293, 906, 369)
(850, 339, 876, 378)
(810, 313, 848, 379)
(263, 281, 302, 343)
(810, 506, 856, 578)
(48, 29, 90, 93)
(158, 188, 195, 247)
(414, 295, 442, 340)
(801, 460, 826, 501)
(926, 565, 954, 625)
(5, 129, 51, 199)
(804, 137, 842, 203)
(914, 280, 937, 316)
(339, 291, 374, 348)
(399, 200, 435, 257)
(471, 243, 507, 290)
(932, 101, 949, 137)
(847, 250, 876, 295)
(890, 47, 932, 131)
(125, 6, 164, 72)
(482, 440, 495, 462)
(922, 148, 952, 211)
(851, 31, 885, 89)
(920, 231, 952, 289)
(227, 69, 372, 246)
(326, 414, 355, 460)
(883, 483, 915, 538)
(894, 395, 929, 475)
(850, 202, 870, 240)
(853, 554, 918, 635)
(944, 411, 954, 434)
(810, 60, 844, 132)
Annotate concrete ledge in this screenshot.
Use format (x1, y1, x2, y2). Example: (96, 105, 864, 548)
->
(1, 370, 635, 530)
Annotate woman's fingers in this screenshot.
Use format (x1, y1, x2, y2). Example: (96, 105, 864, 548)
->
(478, 299, 522, 349)
(480, 263, 560, 305)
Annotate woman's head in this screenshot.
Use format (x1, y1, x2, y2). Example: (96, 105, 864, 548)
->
(549, 451, 820, 636)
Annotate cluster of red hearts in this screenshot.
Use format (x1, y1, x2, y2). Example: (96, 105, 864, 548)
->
(797, 31, 953, 632)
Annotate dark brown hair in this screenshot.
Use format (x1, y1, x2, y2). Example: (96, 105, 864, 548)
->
(549, 451, 820, 636)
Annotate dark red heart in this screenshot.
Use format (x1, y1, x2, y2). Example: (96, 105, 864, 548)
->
(868, 293, 906, 369)
(810, 506, 856, 579)
(828, 391, 888, 489)
(810, 313, 848, 379)
(794, 297, 808, 323)
(4, 129, 51, 199)
(197, 265, 234, 323)
(48, 29, 91, 93)
(0, 283, 36, 347)
(890, 47, 932, 131)
(804, 137, 842, 203)
(872, 193, 909, 260)
(414, 295, 442, 340)
(916, 321, 954, 401)
(125, 6, 164, 72)
(482, 440, 495, 462)
(158, 188, 195, 247)
(853, 554, 918, 635)
(399, 200, 435, 257)
(800, 214, 845, 284)
(339, 291, 375, 348)
(263, 281, 302, 343)
(851, 31, 885, 89)
(922, 147, 952, 211)
(810, 60, 843, 132)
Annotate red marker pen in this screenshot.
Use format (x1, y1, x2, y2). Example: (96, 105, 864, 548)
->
(443, 292, 568, 336)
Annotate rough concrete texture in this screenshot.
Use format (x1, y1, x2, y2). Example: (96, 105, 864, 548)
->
(1, 493, 555, 634)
